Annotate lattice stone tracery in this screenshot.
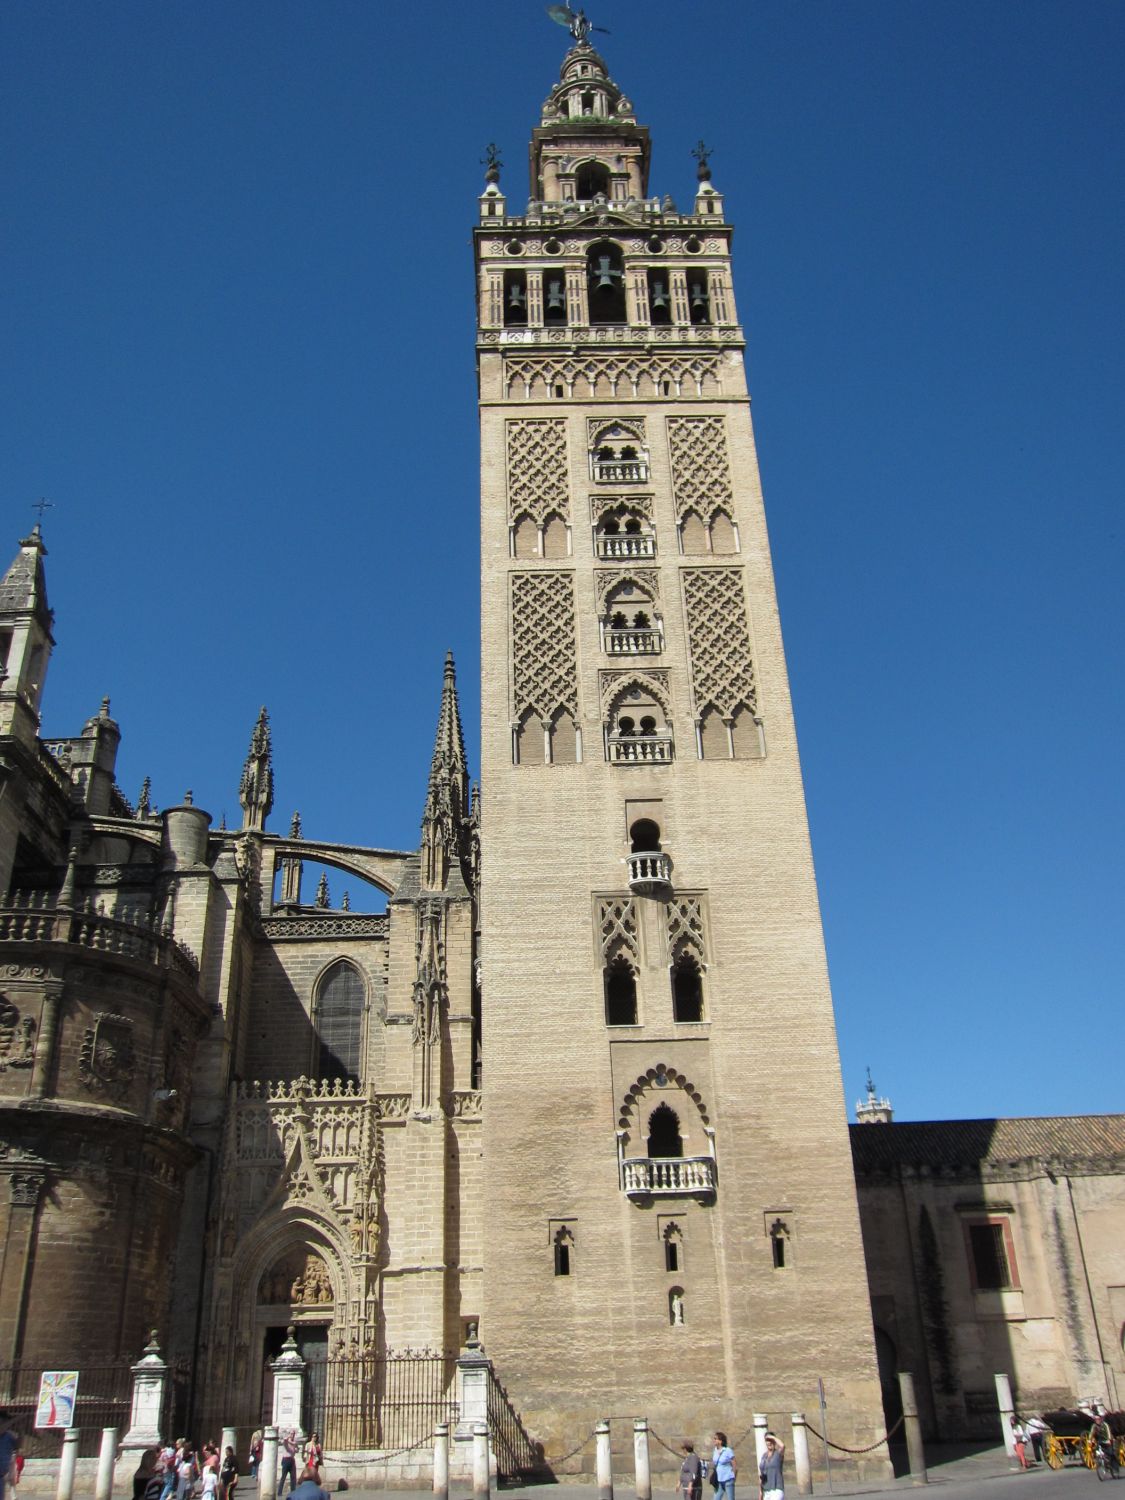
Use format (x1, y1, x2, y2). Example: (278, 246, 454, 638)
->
(682, 569, 758, 717)
(667, 416, 734, 521)
(511, 572, 579, 719)
(506, 419, 569, 525)
(597, 897, 638, 962)
(590, 493, 654, 527)
(504, 353, 722, 401)
(666, 895, 707, 962)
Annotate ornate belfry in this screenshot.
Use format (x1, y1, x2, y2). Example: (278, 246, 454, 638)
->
(475, 30, 890, 1459)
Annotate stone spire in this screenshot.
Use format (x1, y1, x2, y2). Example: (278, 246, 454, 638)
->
(239, 706, 274, 832)
(420, 653, 470, 892)
(0, 525, 56, 744)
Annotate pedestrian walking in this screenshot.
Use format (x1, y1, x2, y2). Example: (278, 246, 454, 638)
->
(278, 1431, 299, 1496)
(221, 1446, 239, 1500)
(680, 1441, 703, 1500)
(712, 1432, 737, 1500)
(302, 1435, 323, 1485)
(1011, 1421, 1029, 1470)
(1025, 1416, 1047, 1464)
(248, 1433, 263, 1484)
(175, 1448, 198, 1500)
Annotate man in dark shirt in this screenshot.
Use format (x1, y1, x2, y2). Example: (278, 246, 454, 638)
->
(287, 1467, 328, 1500)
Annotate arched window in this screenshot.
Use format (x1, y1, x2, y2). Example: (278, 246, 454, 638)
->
(730, 704, 761, 760)
(549, 709, 577, 765)
(317, 960, 365, 1085)
(672, 952, 704, 1022)
(515, 708, 545, 765)
(503, 269, 528, 327)
(576, 160, 610, 198)
(647, 268, 672, 325)
(770, 1218, 791, 1269)
(647, 1103, 683, 1158)
(543, 273, 567, 325)
(554, 1225, 575, 1277)
(604, 956, 638, 1026)
(542, 513, 568, 558)
(710, 511, 737, 554)
(663, 1222, 684, 1273)
(512, 513, 537, 559)
(630, 818, 661, 854)
(587, 242, 627, 325)
(699, 705, 729, 760)
(680, 511, 708, 554)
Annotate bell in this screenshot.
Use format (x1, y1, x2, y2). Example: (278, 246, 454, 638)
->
(507, 283, 527, 311)
(650, 281, 669, 310)
(594, 256, 621, 290)
(546, 280, 566, 311)
(690, 283, 708, 311)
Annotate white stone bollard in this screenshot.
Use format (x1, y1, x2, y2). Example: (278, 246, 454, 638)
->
(260, 1427, 279, 1500)
(791, 1414, 812, 1495)
(753, 1415, 769, 1471)
(56, 1428, 80, 1500)
(472, 1422, 490, 1500)
(897, 1373, 927, 1485)
(95, 1427, 118, 1500)
(596, 1419, 613, 1500)
(433, 1421, 450, 1500)
(994, 1373, 1015, 1458)
(633, 1418, 651, 1500)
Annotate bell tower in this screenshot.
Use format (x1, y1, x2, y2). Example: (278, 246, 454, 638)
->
(476, 33, 889, 1465)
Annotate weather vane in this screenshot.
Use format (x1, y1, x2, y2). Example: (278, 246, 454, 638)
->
(691, 141, 712, 171)
(31, 497, 53, 525)
(546, 5, 610, 44)
(481, 143, 503, 173)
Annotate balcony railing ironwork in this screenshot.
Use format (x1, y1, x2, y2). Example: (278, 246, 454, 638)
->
(622, 1154, 716, 1198)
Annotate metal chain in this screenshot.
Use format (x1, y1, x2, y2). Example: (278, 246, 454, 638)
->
(802, 1413, 905, 1454)
(540, 1427, 598, 1466)
(650, 1427, 690, 1460)
(373, 1430, 435, 1464)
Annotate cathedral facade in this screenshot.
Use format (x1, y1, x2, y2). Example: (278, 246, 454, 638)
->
(0, 30, 1121, 1483)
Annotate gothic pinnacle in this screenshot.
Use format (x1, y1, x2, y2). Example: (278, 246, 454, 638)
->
(239, 704, 274, 832)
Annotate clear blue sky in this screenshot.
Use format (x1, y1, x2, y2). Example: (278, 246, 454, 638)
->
(3, 1, 1122, 1121)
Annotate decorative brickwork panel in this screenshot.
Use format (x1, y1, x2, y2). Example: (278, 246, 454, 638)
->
(667, 416, 734, 521)
(506, 419, 569, 525)
(511, 571, 579, 719)
(504, 353, 723, 401)
(682, 569, 757, 717)
(596, 897, 638, 962)
(666, 895, 707, 962)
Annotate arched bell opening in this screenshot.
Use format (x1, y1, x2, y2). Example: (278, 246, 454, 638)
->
(587, 242, 627, 326)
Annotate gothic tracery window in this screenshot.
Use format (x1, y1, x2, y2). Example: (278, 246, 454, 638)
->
(316, 960, 365, 1085)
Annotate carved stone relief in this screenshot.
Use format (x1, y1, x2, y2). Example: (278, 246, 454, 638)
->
(667, 416, 734, 521)
(78, 1012, 136, 1101)
(681, 570, 757, 718)
(506, 419, 569, 525)
(511, 572, 579, 720)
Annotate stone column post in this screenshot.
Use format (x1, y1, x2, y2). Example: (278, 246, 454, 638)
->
(455, 1327, 490, 1443)
(260, 1427, 279, 1500)
(596, 1418, 613, 1500)
(897, 1374, 927, 1484)
(472, 1423, 490, 1500)
(994, 1373, 1015, 1458)
(790, 1414, 812, 1495)
(633, 1418, 651, 1500)
(270, 1327, 306, 1443)
(121, 1333, 167, 1461)
(752, 1415, 768, 1469)
(56, 1428, 80, 1500)
(221, 1428, 238, 1468)
(433, 1421, 449, 1500)
(95, 1427, 118, 1500)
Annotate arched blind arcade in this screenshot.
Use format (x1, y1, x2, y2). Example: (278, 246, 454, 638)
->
(317, 961, 365, 1085)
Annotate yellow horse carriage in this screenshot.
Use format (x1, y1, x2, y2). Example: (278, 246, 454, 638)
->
(1041, 1410, 1125, 1472)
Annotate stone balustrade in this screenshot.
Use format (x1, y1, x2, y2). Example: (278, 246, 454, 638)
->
(608, 734, 673, 765)
(594, 460, 648, 484)
(597, 534, 656, 559)
(622, 1154, 716, 1198)
(605, 628, 660, 655)
(626, 851, 672, 892)
(0, 901, 198, 975)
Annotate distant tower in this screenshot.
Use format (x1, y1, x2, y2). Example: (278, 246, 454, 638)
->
(475, 33, 889, 1457)
(856, 1067, 894, 1125)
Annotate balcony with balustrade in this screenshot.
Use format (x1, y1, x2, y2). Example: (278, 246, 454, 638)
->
(594, 458, 648, 484)
(626, 850, 672, 893)
(622, 1154, 716, 1198)
(596, 532, 656, 561)
(604, 627, 661, 656)
(607, 732, 674, 765)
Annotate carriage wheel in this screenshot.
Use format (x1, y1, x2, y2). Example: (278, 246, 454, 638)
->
(1045, 1438, 1063, 1470)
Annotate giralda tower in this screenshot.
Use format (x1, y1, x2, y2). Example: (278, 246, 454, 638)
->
(475, 28, 888, 1464)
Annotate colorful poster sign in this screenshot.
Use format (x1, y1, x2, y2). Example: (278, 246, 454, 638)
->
(35, 1371, 79, 1429)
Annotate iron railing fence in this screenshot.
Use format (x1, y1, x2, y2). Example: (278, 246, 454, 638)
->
(485, 1365, 543, 1479)
(263, 1351, 458, 1455)
(0, 1363, 134, 1458)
